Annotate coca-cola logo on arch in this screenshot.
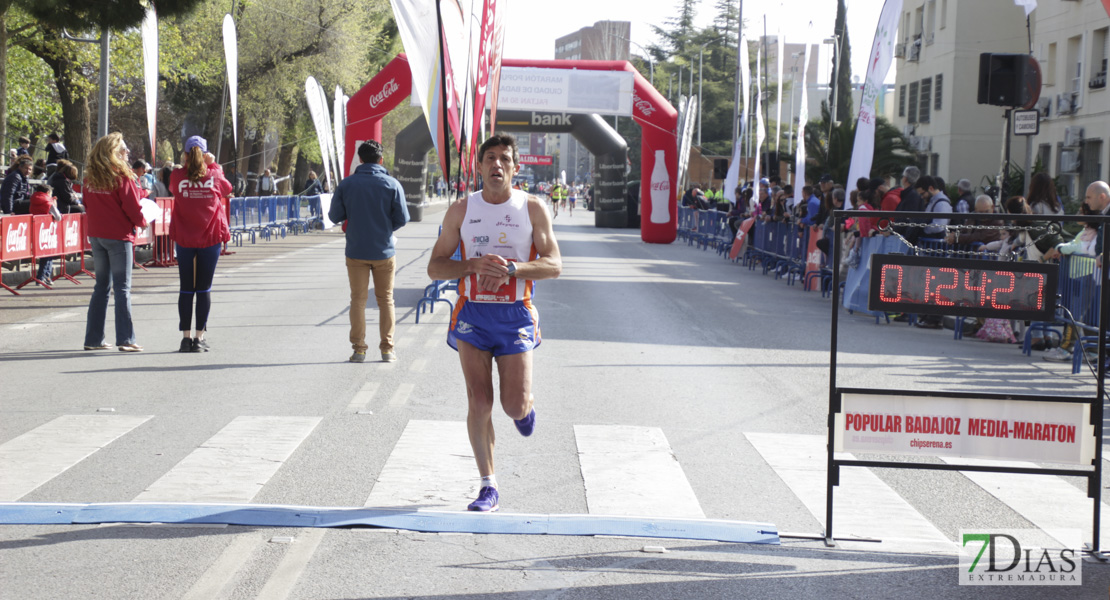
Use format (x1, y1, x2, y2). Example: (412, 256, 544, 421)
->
(368, 78, 400, 109)
(631, 90, 656, 117)
(5, 221, 28, 253)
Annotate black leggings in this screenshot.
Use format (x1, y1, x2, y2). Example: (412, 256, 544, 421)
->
(177, 243, 221, 331)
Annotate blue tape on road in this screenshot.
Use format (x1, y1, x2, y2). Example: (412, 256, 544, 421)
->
(0, 502, 779, 544)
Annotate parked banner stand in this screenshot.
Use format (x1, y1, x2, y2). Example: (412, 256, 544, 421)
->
(825, 209, 1108, 560)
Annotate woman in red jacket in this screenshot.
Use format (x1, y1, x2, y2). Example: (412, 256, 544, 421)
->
(170, 135, 232, 353)
(82, 133, 148, 352)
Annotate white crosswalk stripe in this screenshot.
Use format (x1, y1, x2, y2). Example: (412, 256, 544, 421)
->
(365, 420, 477, 510)
(745, 432, 956, 554)
(134, 416, 321, 503)
(0, 415, 152, 501)
(575, 424, 704, 518)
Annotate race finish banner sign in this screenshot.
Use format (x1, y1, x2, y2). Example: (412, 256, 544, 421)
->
(519, 154, 553, 166)
(494, 67, 633, 116)
(834, 392, 1096, 465)
(867, 254, 1058, 321)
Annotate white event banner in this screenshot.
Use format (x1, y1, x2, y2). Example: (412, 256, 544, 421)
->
(834, 393, 1094, 465)
(492, 67, 633, 116)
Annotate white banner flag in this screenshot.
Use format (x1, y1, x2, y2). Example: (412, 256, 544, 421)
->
(305, 77, 334, 191)
(141, 8, 158, 163)
(739, 34, 751, 146)
(333, 85, 346, 180)
(752, 46, 765, 192)
(845, 0, 903, 193)
(775, 34, 784, 153)
(794, 45, 811, 206)
(222, 14, 238, 148)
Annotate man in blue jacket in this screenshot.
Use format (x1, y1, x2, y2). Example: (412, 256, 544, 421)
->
(329, 140, 410, 363)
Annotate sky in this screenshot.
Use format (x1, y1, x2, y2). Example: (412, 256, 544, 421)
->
(502, 0, 894, 84)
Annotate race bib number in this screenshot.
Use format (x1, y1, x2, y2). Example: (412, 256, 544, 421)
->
(469, 274, 519, 303)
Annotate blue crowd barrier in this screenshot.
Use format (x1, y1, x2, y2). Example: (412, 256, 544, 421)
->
(227, 195, 313, 245)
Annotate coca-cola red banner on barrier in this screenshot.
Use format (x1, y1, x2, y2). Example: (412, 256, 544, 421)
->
(135, 224, 153, 246)
(32, 215, 63, 259)
(154, 198, 173, 236)
(60, 214, 83, 254)
(1, 215, 33, 261)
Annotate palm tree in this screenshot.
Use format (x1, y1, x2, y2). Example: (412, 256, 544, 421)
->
(799, 103, 918, 185)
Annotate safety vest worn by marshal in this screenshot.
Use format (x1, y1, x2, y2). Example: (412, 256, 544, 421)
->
(458, 189, 538, 305)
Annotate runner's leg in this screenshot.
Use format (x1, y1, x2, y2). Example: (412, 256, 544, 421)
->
(495, 350, 533, 420)
(459, 340, 496, 477)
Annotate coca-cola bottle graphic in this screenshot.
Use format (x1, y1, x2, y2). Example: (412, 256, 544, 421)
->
(649, 150, 670, 224)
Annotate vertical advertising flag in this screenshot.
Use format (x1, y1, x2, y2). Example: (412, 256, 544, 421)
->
(334, 85, 346, 180)
(775, 34, 784, 153)
(469, 0, 506, 175)
(305, 77, 334, 191)
(389, 0, 452, 179)
(486, 0, 507, 136)
(222, 14, 238, 148)
(794, 45, 811, 205)
(845, 0, 903, 190)
(141, 7, 158, 163)
(738, 34, 751, 145)
(752, 46, 765, 189)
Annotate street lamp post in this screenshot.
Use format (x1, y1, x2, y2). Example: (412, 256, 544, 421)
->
(62, 27, 111, 139)
(825, 35, 841, 162)
(787, 52, 802, 184)
(627, 39, 654, 85)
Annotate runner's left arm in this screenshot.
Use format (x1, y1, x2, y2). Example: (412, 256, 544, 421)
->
(514, 195, 562, 281)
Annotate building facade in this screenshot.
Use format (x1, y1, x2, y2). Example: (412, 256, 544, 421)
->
(1030, 0, 1110, 201)
(891, 0, 1027, 187)
(552, 21, 630, 184)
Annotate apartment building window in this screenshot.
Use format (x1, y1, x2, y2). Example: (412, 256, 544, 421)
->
(1037, 144, 1051, 173)
(1046, 42, 1057, 87)
(940, 0, 947, 29)
(908, 81, 919, 123)
(918, 78, 931, 123)
(899, 85, 906, 117)
(926, 0, 936, 45)
(1082, 140, 1103, 191)
(1090, 27, 1108, 90)
(934, 74, 943, 111)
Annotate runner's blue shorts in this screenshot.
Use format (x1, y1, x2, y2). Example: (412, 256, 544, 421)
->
(448, 300, 541, 357)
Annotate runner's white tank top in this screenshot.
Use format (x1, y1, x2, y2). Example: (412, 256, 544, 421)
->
(458, 189, 537, 304)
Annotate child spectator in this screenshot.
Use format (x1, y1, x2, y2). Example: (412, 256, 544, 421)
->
(29, 183, 61, 285)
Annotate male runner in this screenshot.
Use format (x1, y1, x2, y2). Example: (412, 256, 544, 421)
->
(428, 133, 562, 512)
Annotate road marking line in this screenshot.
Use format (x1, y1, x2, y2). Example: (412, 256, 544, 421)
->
(575, 425, 705, 519)
(134, 416, 321, 503)
(52, 311, 77, 319)
(364, 420, 476, 510)
(346, 381, 380, 413)
(180, 533, 264, 600)
(745, 432, 954, 553)
(254, 529, 327, 600)
(410, 358, 427, 372)
(0, 415, 152, 501)
(388, 383, 415, 408)
(424, 337, 440, 349)
(939, 456, 1110, 549)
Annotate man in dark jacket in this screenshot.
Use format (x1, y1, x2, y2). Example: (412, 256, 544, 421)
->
(328, 140, 409, 364)
(1, 157, 32, 214)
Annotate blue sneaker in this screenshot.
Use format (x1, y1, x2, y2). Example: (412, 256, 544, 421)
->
(514, 408, 536, 437)
(467, 486, 499, 512)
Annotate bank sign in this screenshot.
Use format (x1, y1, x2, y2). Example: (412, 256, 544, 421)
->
(959, 529, 1081, 586)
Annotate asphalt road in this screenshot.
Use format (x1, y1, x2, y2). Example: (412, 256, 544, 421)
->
(1, 202, 1108, 599)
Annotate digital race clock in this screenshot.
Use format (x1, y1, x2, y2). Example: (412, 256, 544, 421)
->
(867, 254, 1059, 321)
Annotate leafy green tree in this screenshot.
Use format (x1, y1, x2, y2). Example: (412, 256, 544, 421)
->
(802, 104, 916, 185)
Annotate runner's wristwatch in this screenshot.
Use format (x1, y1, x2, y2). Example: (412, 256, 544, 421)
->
(506, 262, 517, 276)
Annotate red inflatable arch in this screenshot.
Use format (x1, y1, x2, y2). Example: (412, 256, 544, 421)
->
(346, 55, 678, 244)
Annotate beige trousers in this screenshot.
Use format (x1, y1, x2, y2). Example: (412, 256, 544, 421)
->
(346, 255, 396, 354)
